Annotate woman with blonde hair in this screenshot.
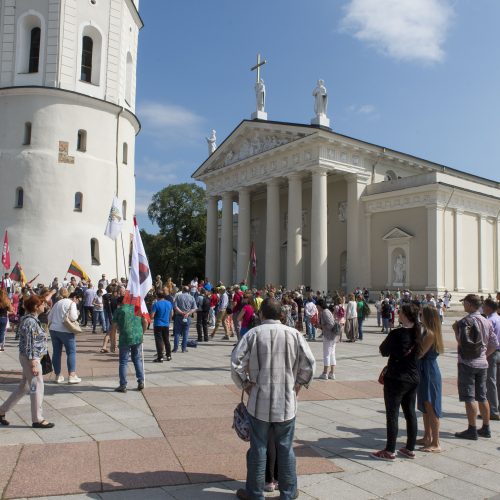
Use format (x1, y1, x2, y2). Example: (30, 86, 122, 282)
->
(417, 305, 444, 452)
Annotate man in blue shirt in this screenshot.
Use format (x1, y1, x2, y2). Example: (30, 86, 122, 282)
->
(151, 291, 173, 362)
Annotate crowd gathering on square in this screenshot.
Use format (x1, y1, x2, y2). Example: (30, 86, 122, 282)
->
(0, 272, 499, 499)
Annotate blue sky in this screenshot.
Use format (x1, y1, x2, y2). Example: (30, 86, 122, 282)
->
(134, 0, 500, 231)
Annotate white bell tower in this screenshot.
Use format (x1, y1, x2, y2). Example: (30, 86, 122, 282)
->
(0, 0, 143, 282)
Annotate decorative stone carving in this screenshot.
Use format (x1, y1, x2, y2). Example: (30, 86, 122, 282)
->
(205, 130, 217, 155)
(338, 201, 347, 222)
(393, 253, 406, 285)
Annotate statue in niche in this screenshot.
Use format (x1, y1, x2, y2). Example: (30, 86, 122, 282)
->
(393, 253, 406, 284)
(205, 130, 217, 155)
(313, 79, 328, 116)
(338, 201, 347, 222)
(255, 78, 266, 112)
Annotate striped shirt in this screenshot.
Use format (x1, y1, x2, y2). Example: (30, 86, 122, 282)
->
(231, 320, 316, 423)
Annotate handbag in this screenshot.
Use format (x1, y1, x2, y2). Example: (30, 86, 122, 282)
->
(378, 365, 388, 385)
(232, 390, 250, 442)
(41, 352, 53, 375)
(63, 311, 82, 334)
(378, 344, 415, 385)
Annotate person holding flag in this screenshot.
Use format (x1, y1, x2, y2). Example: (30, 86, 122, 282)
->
(110, 216, 151, 392)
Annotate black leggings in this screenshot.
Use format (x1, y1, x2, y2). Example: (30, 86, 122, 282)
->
(153, 326, 171, 359)
(384, 379, 418, 453)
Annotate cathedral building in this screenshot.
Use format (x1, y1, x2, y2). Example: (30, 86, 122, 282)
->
(0, 0, 142, 283)
(193, 80, 500, 296)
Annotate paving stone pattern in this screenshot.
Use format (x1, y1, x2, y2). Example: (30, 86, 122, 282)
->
(1, 313, 500, 499)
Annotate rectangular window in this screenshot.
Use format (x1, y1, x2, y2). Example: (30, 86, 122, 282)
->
(23, 122, 32, 145)
(77, 130, 87, 152)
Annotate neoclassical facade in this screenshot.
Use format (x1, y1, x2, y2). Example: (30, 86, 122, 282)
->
(0, 0, 142, 283)
(192, 119, 500, 295)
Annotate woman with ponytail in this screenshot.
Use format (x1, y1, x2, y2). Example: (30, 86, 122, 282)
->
(372, 303, 422, 461)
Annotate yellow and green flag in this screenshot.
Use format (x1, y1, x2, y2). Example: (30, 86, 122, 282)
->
(67, 260, 90, 282)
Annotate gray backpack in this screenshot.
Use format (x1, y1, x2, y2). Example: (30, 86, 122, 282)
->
(458, 318, 483, 360)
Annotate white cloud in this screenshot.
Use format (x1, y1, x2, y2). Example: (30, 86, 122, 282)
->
(136, 158, 180, 185)
(348, 104, 378, 117)
(138, 101, 205, 144)
(341, 0, 454, 63)
(135, 188, 155, 215)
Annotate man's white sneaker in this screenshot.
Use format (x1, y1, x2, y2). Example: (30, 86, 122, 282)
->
(68, 376, 81, 384)
(318, 373, 328, 380)
(328, 373, 336, 380)
(55, 375, 65, 384)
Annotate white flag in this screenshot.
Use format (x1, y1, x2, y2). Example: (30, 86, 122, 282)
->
(124, 216, 152, 318)
(104, 196, 123, 240)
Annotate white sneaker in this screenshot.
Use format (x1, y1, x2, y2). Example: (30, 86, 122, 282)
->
(318, 373, 328, 380)
(68, 375, 81, 384)
(55, 375, 64, 384)
(328, 373, 336, 380)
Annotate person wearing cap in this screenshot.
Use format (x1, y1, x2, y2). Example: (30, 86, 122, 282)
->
(453, 294, 498, 440)
(210, 286, 231, 339)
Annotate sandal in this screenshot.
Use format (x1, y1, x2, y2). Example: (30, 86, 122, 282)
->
(0, 415, 10, 426)
(371, 449, 396, 461)
(32, 421, 55, 429)
(99, 348, 109, 353)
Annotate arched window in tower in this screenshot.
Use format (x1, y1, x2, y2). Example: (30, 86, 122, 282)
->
(15, 187, 24, 208)
(91, 238, 100, 265)
(15, 12, 44, 78)
(23, 122, 32, 145)
(122, 200, 127, 220)
(122, 142, 128, 165)
(125, 52, 133, 104)
(81, 36, 93, 83)
(74, 192, 83, 212)
(80, 26, 103, 86)
(77, 130, 87, 152)
(28, 27, 41, 73)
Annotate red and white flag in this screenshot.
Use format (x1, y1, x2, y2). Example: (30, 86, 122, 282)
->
(124, 217, 152, 320)
(1, 231, 10, 270)
(250, 241, 257, 277)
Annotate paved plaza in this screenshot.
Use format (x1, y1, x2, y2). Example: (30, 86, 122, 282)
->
(1, 313, 500, 499)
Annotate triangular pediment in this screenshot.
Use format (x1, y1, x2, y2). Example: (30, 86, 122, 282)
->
(192, 120, 316, 179)
(382, 227, 413, 240)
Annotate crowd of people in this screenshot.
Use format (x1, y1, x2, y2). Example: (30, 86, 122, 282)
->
(1, 272, 500, 500)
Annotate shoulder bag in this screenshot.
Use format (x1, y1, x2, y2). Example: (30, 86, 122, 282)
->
(232, 389, 250, 442)
(63, 304, 82, 335)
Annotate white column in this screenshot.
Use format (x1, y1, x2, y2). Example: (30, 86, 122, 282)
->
(454, 209, 464, 291)
(426, 206, 444, 291)
(346, 174, 367, 292)
(478, 215, 488, 293)
(287, 174, 302, 289)
(311, 169, 328, 293)
(205, 195, 218, 282)
(265, 179, 281, 286)
(236, 188, 251, 283)
(220, 192, 234, 286)
(496, 218, 500, 293)
(365, 212, 372, 289)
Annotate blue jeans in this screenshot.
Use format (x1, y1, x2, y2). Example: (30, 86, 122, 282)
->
(92, 310, 107, 332)
(382, 317, 390, 334)
(119, 343, 144, 387)
(0, 316, 7, 346)
(50, 330, 77, 375)
(305, 316, 315, 339)
(246, 415, 297, 500)
(358, 317, 364, 340)
(173, 315, 190, 352)
(240, 326, 249, 337)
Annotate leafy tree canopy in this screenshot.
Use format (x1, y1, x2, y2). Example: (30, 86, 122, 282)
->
(142, 183, 206, 285)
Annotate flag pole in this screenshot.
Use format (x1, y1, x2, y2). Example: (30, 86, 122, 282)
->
(120, 232, 128, 280)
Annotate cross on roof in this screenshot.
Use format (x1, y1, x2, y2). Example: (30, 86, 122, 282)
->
(250, 53, 267, 83)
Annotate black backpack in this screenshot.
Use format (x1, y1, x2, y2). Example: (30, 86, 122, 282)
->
(201, 296, 211, 313)
(458, 318, 483, 360)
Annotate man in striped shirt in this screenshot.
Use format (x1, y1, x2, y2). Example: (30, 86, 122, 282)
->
(231, 298, 316, 500)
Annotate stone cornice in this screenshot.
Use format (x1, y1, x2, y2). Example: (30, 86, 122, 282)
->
(363, 183, 500, 217)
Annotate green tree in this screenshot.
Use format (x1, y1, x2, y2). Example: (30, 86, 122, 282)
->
(143, 183, 206, 284)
